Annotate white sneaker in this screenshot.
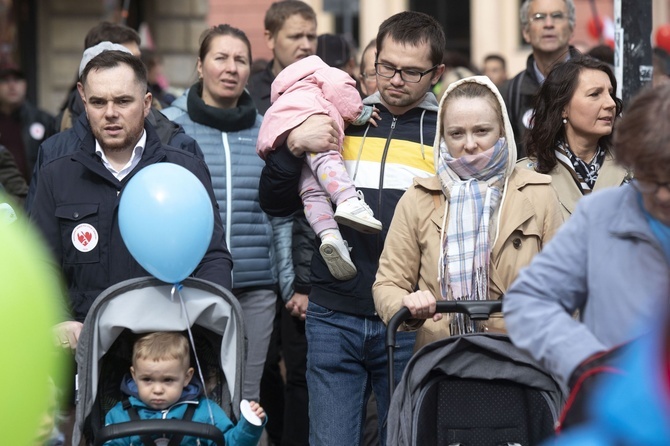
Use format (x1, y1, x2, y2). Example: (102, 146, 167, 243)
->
(320, 236, 357, 281)
(334, 191, 382, 234)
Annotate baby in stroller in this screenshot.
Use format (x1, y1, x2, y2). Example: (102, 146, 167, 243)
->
(104, 332, 265, 445)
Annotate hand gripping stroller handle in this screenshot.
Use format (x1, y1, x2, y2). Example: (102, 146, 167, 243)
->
(385, 300, 503, 401)
(94, 419, 225, 446)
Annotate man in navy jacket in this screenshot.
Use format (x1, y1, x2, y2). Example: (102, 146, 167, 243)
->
(28, 50, 232, 350)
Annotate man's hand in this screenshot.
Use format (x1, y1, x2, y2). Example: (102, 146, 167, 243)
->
(402, 290, 443, 322)
(286, 115, 340, 157)
(53, 320, 83, 351)
(286, 292, 309, 321)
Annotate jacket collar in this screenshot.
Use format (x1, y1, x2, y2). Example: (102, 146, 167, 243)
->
(609, 185, 657, 243)
(420, 169, 550, 294)
(525, 46, 582, 86)
(420, 169, 548, 246)
(70, 112, 167, 183)
(549, 152, 627, 215)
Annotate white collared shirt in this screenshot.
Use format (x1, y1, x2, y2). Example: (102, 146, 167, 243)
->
(95, 130, 146, 181)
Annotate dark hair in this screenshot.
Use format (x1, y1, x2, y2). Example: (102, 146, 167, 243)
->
(198, 24, 252, 64)
(264, 0, 316, 37)
(80, 50, 147, 91)
(140, 48, 162, 71)
(84, 21, 141, 49)
(586, 44, 614, 66)
(613, 84, 670, 173)
(376, 11, 446, 67)
(525, 56, 623, 173)
(484, 54, 506, 70)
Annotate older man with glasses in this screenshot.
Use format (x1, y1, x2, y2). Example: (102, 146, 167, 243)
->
(501, 0, 580, 158)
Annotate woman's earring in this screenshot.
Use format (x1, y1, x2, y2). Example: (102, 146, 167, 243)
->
(562, 118, 568, 124)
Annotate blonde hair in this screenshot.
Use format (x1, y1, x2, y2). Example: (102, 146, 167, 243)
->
(133, 332, 190, 368)
(442, 82, 505, 137)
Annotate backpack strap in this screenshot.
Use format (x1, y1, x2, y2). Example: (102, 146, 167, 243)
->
(167, 403, 198, 446)
(122, 399, 155, 446)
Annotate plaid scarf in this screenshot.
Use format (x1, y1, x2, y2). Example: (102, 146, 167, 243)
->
(437, 138, 508, 335)
(555, 141, 605, 193)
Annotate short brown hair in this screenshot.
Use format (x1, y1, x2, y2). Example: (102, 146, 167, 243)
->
(133, 332, 191, 368)
(80, 50, 147, 92)
(84, 21, 141, 49)
(376, 11, 446, 67)
(264, 0, 316, 37)
(613, 84, 670, 174)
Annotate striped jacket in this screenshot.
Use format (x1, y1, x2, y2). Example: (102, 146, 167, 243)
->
(310, 91, 439, 316)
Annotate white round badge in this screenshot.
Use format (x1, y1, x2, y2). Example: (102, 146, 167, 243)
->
(29, 122, 46, 140)
(72, 223, 99, 252)
(522, 108, 535, 130)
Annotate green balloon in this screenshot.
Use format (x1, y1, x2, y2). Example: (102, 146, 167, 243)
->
(0, 204, 64, 445)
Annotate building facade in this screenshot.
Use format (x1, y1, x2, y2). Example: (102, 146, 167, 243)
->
(0, 0, 668, 114)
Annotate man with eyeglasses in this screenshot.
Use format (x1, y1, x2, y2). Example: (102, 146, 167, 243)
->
(501, 0, 580, 158)
(258, 11, 445, 446)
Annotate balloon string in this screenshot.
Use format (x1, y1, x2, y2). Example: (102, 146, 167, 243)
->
(172, 283, 215, 425)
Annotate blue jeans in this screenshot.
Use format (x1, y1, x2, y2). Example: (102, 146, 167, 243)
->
(305, 301, 415, 446)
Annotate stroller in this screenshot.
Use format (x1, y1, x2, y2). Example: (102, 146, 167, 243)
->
(385, 301, 565, 446)
(72, 277, 246, 446)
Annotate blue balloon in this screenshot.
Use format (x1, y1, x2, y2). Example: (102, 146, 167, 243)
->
(119, 163, 214, 284)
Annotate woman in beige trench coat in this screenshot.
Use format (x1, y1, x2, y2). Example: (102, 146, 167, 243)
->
(373, 76, 563, 349)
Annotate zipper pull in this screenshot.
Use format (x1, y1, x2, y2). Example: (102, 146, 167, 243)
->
(391, 116, 397, 129)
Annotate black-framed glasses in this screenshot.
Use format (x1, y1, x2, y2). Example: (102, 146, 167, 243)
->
(374, 63, 438, 83)
(530, 11, 567, 23)
(631, 179, 670, 194)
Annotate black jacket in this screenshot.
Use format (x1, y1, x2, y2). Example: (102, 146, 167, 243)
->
(26, 98, 203, 211)
(259, 93, 439, 316)
(28, 113, 233, 322)
(0, 145, 28, 205)
(3, 101, 55, 182)
(247, 60, 275, 116)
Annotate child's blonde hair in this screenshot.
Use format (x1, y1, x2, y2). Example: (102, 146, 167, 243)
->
(133, 332, 190, 368)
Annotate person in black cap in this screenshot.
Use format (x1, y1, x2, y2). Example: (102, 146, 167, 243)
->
(0, 62, 55, 184)
(316, 33, 356, 78)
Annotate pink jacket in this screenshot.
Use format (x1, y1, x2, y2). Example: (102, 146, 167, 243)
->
(256, 55, 364, 159)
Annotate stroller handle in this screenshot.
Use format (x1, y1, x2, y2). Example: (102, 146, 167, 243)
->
(94, 419, 225, 446)
(385, 300, 503, 401)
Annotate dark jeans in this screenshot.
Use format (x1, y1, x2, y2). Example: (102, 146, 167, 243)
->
(260, 297, 309, 446)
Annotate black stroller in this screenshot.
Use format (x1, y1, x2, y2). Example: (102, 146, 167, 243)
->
(386, 301, 565, 446)
(72, 277, 246, 446)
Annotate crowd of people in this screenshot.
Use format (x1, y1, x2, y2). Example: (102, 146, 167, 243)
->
(1, 0, 669, 445)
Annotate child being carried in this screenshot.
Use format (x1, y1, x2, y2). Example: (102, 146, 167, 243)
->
(257, 55, 381, 281)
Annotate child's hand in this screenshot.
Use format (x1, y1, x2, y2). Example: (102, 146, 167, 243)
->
(368, 106, 380, 127)
(249, 401, 266, 422)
